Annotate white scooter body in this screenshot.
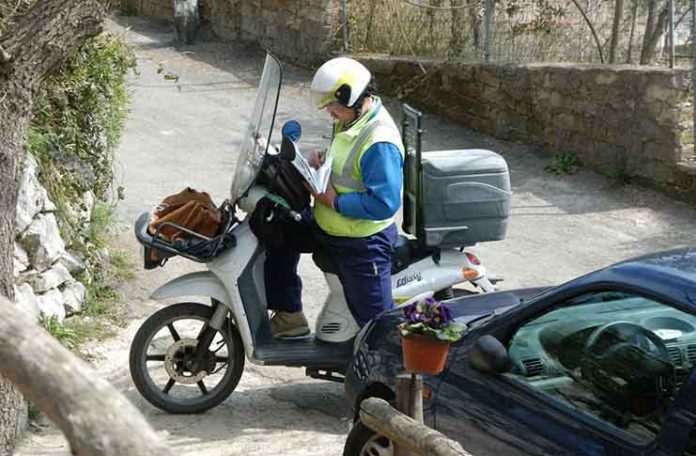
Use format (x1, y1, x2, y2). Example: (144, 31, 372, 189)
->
(151, 185, 494, 362)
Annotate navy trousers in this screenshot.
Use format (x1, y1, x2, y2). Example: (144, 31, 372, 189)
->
(264, 215, 397, 326)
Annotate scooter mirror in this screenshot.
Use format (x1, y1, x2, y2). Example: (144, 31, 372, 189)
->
(281, 120, 302, 142)
(279, 136, 297, 161)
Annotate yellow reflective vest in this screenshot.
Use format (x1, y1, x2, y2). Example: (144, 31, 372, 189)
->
(313, 98, 405, 238)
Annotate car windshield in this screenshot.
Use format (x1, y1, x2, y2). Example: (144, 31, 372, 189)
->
(230, 53, 282, 203)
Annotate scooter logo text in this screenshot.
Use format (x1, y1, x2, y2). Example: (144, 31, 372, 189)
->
(396, 272, 422, 288)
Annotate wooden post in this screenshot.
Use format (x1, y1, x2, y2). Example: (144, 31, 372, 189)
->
(394, 374, 424, 456)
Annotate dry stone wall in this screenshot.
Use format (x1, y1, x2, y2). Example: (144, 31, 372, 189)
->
(13, 155, 88, 323)
(125, 0, 341, 65)
(363, 56, 696, 201)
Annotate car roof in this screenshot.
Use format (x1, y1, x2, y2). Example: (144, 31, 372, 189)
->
(569, 247, 696, 308)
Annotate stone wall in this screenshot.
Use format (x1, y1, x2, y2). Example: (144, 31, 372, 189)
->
(125, 0, 341, 65)
(362, 56, 696, 201)
(13, 155, 88, 323)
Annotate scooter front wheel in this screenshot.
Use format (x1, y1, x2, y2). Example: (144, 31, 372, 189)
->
(129, 302, 245, 414)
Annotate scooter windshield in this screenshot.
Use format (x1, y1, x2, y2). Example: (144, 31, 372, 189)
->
(230, 53, 282, 203)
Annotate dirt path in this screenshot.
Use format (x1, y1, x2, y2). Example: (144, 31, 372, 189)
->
(14, 14, 696, 456)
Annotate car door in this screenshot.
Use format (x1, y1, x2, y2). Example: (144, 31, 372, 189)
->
(435, 289, 696, 455)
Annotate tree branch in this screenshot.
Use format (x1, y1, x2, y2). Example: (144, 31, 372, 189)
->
(569, 0, 605, 63)
(0, 0, 105, 88)
(0, 298, 172, 456)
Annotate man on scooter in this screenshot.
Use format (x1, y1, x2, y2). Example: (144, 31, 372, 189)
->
(266, 57, 405, 338)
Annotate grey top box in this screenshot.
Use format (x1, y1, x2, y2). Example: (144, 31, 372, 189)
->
(418, 149, 511, 247)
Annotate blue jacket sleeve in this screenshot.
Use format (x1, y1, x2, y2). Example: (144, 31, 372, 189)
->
(334, 142, 403, 220)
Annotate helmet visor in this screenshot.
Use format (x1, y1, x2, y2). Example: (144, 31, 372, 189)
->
(311, 89, 337, 110)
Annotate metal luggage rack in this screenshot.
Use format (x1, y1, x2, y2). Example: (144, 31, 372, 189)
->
(135, 200, 237, 268)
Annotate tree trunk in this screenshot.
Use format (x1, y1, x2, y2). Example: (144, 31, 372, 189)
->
(468, 0, 481, 50)
(609, 0, 624, 63)
(450, 0, 467, 58)
(641, 1, 670, 64)
(0, 378, 22, 455)
(0, 0, 101, 452)
(627, 0, 638, 63)
(0, 298, 172, 455)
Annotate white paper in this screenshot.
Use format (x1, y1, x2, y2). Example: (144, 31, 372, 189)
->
(290, 142, 332, 194)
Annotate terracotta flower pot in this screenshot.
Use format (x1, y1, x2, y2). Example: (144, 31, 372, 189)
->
(401, 333, 450, 375)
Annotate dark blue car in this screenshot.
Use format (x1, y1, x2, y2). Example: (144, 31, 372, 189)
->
(344, 248, 696, 455)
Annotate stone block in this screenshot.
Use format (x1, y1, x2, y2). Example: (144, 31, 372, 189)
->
(16, 154, 47, 235)
(36, 289, 66, 322)
(14, 243, 29, 277)
(61, 281, 87, 316)
(645, 84, 676, 103)
(643, 140, 681, 162)
(28, 263, 73, 294)
(59, 251, 87, 275)
(18, 213, 66, 272)
(595, 71, 618, 85)
(14, 284, 39, 322)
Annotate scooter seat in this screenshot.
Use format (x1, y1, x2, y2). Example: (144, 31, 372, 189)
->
(312, 235, 435, 275)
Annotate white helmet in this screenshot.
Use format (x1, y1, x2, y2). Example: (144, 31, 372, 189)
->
(310, 57, 372, 110)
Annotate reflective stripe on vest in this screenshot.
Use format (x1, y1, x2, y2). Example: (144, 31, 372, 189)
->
(330, 119, 390, 191)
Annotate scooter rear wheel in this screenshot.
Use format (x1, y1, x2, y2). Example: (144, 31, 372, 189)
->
(129, 302, 245, 414)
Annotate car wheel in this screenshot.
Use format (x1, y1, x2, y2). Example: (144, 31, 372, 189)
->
(343, 419, 393, 456)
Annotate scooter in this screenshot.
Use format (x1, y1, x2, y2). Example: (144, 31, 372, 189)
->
(128, 53, 501, 414)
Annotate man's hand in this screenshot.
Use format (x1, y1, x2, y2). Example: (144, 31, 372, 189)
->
(307, 149, 325, 169)
(307, 184, 338, 209)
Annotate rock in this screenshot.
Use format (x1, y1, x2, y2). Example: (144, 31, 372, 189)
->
(36, 289, 66, 322)
(18, 213, 66, 272)
(97, 247, 110, 264)
(43, 196, 57, 212)
(13, 283, 40, 322)
(16, 154, 48, 234)
(81, 191, 96, 221)
(61, 281, 87, 315)
(14, 243, 29, 277)
(28, 263, 73, 293)
(59, 251, 87, 275)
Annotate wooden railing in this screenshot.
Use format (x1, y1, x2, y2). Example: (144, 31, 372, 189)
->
(358, 374, 472, 456)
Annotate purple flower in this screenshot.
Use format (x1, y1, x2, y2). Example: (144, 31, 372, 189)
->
(438, 304, 453, 324)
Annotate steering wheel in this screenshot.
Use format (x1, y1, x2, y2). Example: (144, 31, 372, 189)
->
(585, 321, 671, 360)
(582, 321, 675, 417)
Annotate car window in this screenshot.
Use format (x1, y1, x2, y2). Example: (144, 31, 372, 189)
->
(505, 291, 696, 444)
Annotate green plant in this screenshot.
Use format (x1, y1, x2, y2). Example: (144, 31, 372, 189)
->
(545, 151, 581, 175)
(27, 402, 41, 421)
(89, 203, 116, 249)
(603, 166, 633, 186)
(40, 315, 78, 351)
(399, 297, 467, 342)
(119, 3, 138, 16)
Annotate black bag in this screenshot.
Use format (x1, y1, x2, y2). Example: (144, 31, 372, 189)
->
(249, 197, 290, 250)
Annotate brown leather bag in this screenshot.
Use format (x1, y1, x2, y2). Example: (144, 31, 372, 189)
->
(148, 187, 222, 242)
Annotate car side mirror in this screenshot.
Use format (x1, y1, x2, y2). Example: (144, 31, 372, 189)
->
(279, 136, 297, 161)
(469, 335, 510, 374)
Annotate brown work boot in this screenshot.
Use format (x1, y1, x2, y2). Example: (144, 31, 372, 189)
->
(270, 311, 310, 338)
